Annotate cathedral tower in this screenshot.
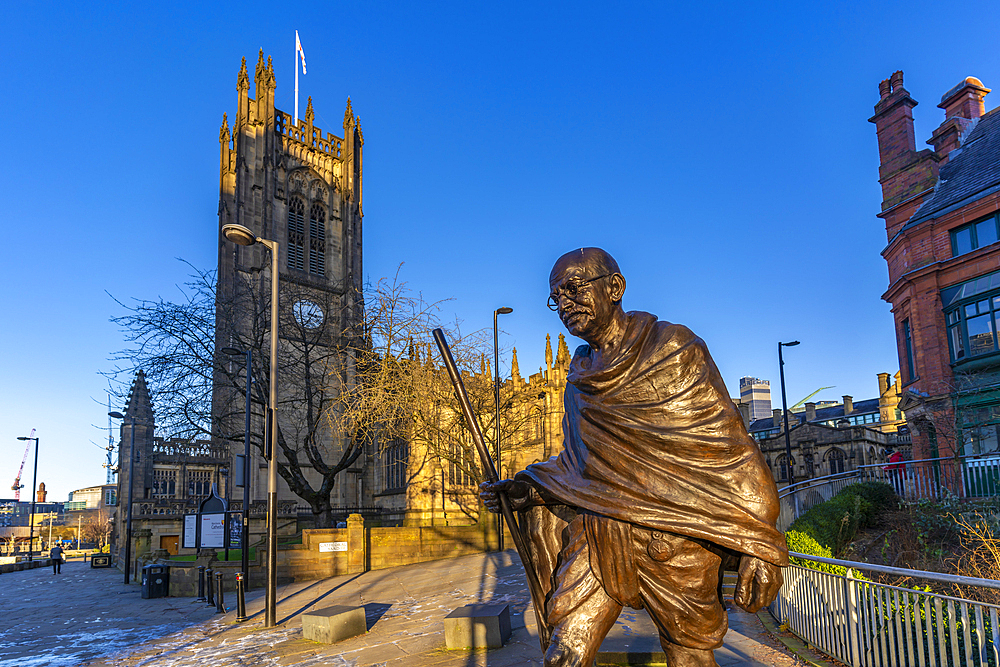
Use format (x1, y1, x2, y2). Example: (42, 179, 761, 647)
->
(214, 51, 366, 514)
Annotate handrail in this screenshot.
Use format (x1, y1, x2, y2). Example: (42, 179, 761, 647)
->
(778, 470, 859, 497)
(789, 551, 1000, 591)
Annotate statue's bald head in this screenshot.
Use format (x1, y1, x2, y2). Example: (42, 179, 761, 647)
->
(549, 248, 621, 284)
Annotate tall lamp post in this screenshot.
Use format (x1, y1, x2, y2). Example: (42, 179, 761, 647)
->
(493, 307, 513, 551)
(778, 340, 801, 487)
(222, 346, 253, 586)
(222, 222, 279, 628)
(108, 411, 136, 584)
(16, 434, 39, 561)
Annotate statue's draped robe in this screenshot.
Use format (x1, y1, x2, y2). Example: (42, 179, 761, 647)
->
(515, 312, 788, 626)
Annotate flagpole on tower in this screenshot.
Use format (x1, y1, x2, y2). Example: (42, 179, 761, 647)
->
(294, 31, 299, 126)
(294, 31, 307, 127)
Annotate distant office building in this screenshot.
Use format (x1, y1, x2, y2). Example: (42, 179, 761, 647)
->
(740, 377, 772, 421)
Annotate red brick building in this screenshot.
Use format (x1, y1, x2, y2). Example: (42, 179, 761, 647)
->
(873, 72, 1000, 462)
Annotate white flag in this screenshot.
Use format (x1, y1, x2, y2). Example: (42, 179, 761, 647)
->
(296, 31, 307, 75)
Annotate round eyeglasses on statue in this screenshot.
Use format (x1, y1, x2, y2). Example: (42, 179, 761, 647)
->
(547, 274, 612, 311)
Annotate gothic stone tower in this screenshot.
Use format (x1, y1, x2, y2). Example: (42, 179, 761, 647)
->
(215, 51, 366, 514)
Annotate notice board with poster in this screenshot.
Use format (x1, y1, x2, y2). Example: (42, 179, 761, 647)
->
(200, 513, 226, 548)
(228, 512, 242, 549)
(182, 514, 198, 549)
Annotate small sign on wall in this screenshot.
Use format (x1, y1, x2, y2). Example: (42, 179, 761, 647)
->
(318, 541, 348, 553)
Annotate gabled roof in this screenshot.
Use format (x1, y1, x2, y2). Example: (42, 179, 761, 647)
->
(748, 397, 881, 433)
(907, 107, 1000, 227)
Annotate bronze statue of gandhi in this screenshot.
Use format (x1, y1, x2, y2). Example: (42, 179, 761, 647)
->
(481, 248, 787, 667)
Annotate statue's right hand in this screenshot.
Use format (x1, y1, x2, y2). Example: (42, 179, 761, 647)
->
(479, 479, 535, 513)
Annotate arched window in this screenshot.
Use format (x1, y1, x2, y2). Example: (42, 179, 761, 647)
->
(776, 454, 795, 482)
(827, 447, 847, 474)
(382, 439, 408, 491)
(309, 203, 326, 276)
(287, 198, 305, 271)
(531, 409, 544, 440)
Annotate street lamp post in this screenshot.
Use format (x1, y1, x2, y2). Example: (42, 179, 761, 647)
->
(222, 222, 279, 628)
(778, 340, 801, 487)
(108, 411, 136, 585)
(222, 346, 253, 588)
(16, 435, 39, 561)
(493, 307, 513, 551)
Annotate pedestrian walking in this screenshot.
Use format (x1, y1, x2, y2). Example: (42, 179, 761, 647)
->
(50, 544, 64, 574)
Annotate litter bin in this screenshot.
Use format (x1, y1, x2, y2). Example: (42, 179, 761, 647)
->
(141, 565, 170, 599)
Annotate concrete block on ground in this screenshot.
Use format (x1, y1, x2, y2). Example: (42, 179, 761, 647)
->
(444, 603, 511, 649)
(302, 605, 367, 644)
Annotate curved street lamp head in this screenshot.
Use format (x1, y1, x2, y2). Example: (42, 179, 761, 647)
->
(221, 347, 245, 356)
(222, 224, 258, 247)
(496, 307, 514, 315)
(108, 411, 125, 420)
(17, 436, 36, 441)
(781, 340, 801, 347)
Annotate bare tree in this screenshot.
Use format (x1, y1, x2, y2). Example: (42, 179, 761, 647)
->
(105, 262, 524, 526)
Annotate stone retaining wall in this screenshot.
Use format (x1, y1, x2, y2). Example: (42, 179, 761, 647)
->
(0, 558, 54, 574)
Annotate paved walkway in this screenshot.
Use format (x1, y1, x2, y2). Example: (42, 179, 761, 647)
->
(0, 552, 819, 666)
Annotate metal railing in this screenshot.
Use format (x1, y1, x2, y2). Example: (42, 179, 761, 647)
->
(772, 455, 1000, 666)
(774, 553, 1000, 667)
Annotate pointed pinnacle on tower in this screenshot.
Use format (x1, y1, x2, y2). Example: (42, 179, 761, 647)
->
(480, 353, 487, 376)
(545, 334, 553, 370)
(344, 97, 354, 127)
(511, 347, 521, 382)
(237, 56, 249, 91)
(556, 334, 571, 367)
(305, 96, 315, 124)
(255, 49, 265, 81)
(266, 55, 275, 88)
(220, 113, 230, 144)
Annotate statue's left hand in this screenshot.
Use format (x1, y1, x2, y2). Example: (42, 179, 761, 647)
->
(733, 556, 783, 613)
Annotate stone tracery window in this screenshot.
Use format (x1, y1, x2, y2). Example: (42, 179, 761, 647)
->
(827, 447, 847, 474)
(309, 203, 326, 276)
(287, 197, 305, 271)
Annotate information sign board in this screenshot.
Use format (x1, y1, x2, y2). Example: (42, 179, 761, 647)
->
(318, 541, 348, 553)
(200, 513, 226, 548)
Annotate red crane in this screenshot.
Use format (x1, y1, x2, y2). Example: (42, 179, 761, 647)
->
(11, 428, 33, 501)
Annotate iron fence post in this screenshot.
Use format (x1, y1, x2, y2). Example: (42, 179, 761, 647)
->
(206, 567, 214, 606)
(197, 565, 206, 601)
(215, 571, 225, 613)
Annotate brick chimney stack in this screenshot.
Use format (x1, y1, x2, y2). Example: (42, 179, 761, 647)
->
(773, 408, 783, 431)
(805, 402, 817, 422)
(843, 395, 854, 416)
(869, 71, 941, 236)
(929, 77, 991, 160)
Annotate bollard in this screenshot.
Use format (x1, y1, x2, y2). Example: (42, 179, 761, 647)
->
(206, 568, 215, 607)
(236, 572, 247, 622)
(197, 566, 206, 601)
(215, 571, 225, 613)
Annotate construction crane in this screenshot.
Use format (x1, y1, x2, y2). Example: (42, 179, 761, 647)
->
(11, 428, 33, 501)
(791, 387, 835, 410)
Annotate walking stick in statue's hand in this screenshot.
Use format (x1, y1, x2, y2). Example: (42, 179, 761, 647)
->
(432, 328, 551, 652)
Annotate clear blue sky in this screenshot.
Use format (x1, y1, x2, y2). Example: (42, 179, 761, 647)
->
(3, 1, 998, 501)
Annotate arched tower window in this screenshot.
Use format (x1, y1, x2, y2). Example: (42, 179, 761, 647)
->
(287, 198, 305, 271)
(309, 203, 326, 276)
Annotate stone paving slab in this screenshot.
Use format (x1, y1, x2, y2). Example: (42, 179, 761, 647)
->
(0, 552, 814, 666)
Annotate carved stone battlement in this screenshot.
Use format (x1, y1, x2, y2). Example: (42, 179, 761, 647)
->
(275, 111, 343, 157)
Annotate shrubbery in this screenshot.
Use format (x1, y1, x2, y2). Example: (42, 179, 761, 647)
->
(788, 482, 897, 557)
